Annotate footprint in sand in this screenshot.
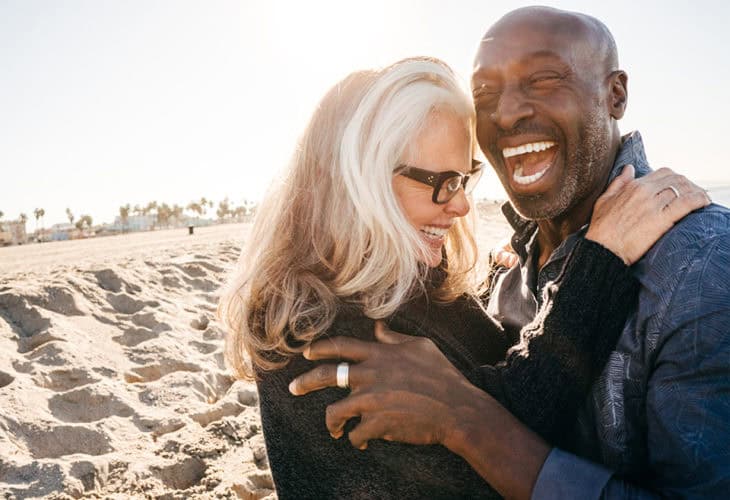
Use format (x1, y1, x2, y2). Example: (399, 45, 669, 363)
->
(14, 422, 112, 459)
(131, 312, 171, 332)
(105, 293, 150, 315)
(123, 361, 201, 384)
(161, 275, 184, 289)
(32, 367, 98, 392)
(25, 342, 69, 366)
(189, 340, 218, 354)
(0, 461, 66, 499)
(182, 276, 219, 292)
(0, 370, 15, 388)
(27, 286, 85, 316)
(175, 263, 209, 278)
(150, 456, 207, 490)
(0, 293, 52, 338)
(92, 269, 124, 293)
(92, 268, 142, 294)
(112, 326, 158, 347)
(189, 401, 245, 427)
(48, 384, 134, 423)
(18, 331, 65, 354)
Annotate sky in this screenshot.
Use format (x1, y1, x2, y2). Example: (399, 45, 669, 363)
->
(1, 0, 729, 227)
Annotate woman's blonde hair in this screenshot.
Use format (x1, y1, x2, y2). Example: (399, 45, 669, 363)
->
(219, 57, 478, 378)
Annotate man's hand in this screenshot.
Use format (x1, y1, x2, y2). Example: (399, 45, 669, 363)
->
(288, 321, 482, 450)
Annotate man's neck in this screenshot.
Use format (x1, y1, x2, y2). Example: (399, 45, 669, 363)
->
(535, 199, 596, 269)
(534, 152, 621, 268)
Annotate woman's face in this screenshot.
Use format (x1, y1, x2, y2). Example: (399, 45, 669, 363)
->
(393, 110, 472, 268)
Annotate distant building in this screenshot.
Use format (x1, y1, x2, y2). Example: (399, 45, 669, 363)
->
(0, 220, 28, 246)
(111, 214, 158, 232)
(50, 223, 77, 241)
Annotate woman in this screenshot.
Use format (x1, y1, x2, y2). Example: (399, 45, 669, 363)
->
(218, 58, 707, 498)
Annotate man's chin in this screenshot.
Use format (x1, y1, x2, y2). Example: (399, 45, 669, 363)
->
(507, 192, 571, 221)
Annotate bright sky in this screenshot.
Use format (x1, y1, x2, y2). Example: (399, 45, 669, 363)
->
(2, 0, 729, 226)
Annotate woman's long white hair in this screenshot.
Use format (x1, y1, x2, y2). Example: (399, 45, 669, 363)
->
(219, 57, 478, 378)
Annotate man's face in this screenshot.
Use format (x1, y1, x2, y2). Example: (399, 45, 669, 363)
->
(472, 19, 614, 221)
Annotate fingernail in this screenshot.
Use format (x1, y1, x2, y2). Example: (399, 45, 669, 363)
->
(288, 381, 298, 395)
(303, 346, 311, 359)
(330, 431, 343, 439)
(359, 443, 368, 450)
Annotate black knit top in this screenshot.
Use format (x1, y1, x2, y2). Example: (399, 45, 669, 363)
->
(256, 238, 637, 499)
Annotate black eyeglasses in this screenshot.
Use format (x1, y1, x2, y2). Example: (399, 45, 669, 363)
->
(395, 159, 484, 204)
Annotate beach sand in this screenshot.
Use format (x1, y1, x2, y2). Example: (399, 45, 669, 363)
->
(0, 206, 511, 499)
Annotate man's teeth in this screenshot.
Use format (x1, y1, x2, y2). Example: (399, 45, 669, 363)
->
(420, 226, 449, 238)
(514, 166, 549, 185)
(502, 141, 556, 159)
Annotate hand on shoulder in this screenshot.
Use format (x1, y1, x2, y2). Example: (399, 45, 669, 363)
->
(586, 165, 711, 264)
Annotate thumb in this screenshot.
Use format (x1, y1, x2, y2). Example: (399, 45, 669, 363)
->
(374, 320, 413, 344)
(603, 164, 635, 198)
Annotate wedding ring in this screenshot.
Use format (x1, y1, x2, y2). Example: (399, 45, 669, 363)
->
(336, 362, 349, 389)
(668, 185, 680, 199)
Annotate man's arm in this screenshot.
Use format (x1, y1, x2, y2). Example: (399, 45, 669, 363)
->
(533, 227, 730, 499)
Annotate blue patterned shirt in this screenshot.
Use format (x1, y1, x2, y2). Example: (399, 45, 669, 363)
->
(488, 132, 730, 498)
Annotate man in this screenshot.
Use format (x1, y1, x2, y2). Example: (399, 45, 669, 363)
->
(290, 6, 730, 498)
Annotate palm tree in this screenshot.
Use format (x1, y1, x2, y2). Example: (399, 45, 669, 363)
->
(34, 208, 45, 234)
(187, 201, 202, 217)
(19, 213, 27, 225)
(0, 210, 4, 221)
(66, 208, 75, 226)
(75, 215, 93, 232)
(119, 204, 130, 233)
(145, 201, 158, 230)
(233, 206, 247, 221)
(157, 203, 171, 228)
(171, 204, 184, 226)
(217, 198, 231, 222)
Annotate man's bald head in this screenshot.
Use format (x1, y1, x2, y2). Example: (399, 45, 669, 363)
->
(483, 6, 618, 77)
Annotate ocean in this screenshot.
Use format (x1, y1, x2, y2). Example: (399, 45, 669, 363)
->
(707, 186, 730, 208)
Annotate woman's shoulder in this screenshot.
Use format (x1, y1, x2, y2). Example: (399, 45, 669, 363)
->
(256, 310, 374, 383)
(390, 293, 508, 368)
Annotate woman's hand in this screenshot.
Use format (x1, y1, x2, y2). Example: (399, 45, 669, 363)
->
(489, 239, 518, 268)
(586, 165, 711, 265)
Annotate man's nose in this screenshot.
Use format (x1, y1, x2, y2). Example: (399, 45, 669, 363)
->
(445, 188, 470, 217)
(491, 85, 534, 130)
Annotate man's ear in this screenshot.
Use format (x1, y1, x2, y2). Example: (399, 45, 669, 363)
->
(608, 70, 628, 119)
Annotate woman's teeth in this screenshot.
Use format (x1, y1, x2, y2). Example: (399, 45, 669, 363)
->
(420, 226, 448, 239)
(502, 141, 555, 159)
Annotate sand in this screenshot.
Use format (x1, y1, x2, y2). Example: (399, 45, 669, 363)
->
(0, 208, 511, 499)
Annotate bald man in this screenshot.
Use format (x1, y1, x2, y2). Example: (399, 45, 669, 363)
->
(291, 7, 730, 498)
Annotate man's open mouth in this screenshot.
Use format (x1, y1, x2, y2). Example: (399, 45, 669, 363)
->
(502, 141, 557, 186)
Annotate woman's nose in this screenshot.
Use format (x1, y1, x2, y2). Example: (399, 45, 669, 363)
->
(444, 188, 470, 217)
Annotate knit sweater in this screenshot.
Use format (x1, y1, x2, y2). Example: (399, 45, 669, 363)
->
(256, 238, 638, 499)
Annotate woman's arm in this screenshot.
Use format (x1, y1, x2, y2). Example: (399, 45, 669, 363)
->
(475, 236, 637, 446)
(258, 322, 502, 500)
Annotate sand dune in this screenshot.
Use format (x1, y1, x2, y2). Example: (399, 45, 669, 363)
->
(0, 213, 511, 499)
(1, 223, 276, 499)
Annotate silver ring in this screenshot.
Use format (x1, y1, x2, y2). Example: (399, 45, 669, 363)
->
(668, 185, 680, 199)
(336, 362, 349, 389)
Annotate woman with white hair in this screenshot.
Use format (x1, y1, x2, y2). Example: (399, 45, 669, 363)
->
(218, 57, 707, 498)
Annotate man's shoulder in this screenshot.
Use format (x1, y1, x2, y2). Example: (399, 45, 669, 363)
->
(633, 204, 730, 324)
(639, 204, 730, 271)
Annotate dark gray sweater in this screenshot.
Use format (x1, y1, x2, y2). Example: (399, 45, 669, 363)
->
(256, 238, 637, 499)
